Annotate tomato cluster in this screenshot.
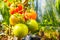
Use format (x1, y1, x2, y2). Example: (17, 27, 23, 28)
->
(9, 2, 37, 26)
(10, 4, 23, 15)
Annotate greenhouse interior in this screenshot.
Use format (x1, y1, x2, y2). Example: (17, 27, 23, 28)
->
(0, 0, 60, 40)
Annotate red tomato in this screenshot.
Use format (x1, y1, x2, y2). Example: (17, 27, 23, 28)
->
(15, 7, 19, 12)
(17, 4, 23, 11)
(9, 3, 24, 15)
(18, 10, 23, 14)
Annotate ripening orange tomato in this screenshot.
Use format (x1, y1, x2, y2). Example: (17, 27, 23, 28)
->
(24, 10, 37, 20)
(24, 12, 31, 20)
(30, 12, 37, 20)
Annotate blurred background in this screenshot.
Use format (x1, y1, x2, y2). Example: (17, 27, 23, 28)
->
(0, 0, 60, 40)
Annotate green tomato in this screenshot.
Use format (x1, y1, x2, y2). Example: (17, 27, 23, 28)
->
(12, 23, 28, 38)
(27, 19, 38, 32)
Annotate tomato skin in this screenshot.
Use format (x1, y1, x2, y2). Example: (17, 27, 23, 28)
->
(18, 6, 23, 11)
(12, 24, 28, 37)
(18, 10, 23, 14)
(9, 15, 17, 25)
(27, 19, 38, 32)
(9, 14, 20, 25)
(30, 12, 37, 20)
(25, 12, 31, 20)
(24, 11, 37, 20)
(15, 7, 19, 12)
(17, 4, 23, 11)
(9, 3, 24, 15)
